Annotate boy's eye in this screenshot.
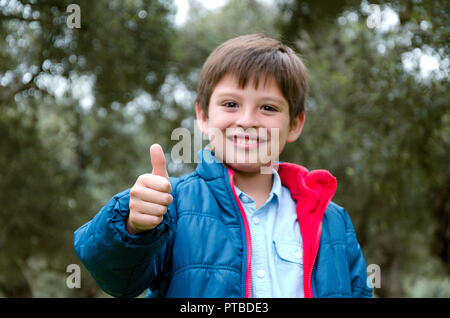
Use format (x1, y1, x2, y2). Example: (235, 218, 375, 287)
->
(261, 105, 276, 111)
(223, 102, 238, 108)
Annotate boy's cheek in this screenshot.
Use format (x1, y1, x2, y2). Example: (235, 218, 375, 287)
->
(204, 128, 227, 146)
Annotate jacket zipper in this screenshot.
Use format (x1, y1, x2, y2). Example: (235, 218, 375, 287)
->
(228, 169, 252, 298)
(306, 221, 322, 298)
(305, 183, 335, 298)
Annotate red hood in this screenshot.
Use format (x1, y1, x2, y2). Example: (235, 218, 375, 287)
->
(276, 162, 337, 216)
(276, 162, 337, 298)
(228, 161, 337, 298)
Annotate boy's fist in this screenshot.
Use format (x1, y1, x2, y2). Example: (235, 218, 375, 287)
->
(126, 144, 173, 235)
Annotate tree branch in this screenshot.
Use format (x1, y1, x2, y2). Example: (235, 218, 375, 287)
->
(0, 13, 40, 22)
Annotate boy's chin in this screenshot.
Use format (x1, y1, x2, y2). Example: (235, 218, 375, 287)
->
(212, 147, 276, 174)
(224, 161, 272, 175)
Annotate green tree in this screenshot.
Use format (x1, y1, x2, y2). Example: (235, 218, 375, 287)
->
(277, 0, 449, 297)
(0, 0, 175, 297)
(1, 0, 448, 298)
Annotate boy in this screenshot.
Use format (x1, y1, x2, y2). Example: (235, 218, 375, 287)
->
(74, 34, 372, 298)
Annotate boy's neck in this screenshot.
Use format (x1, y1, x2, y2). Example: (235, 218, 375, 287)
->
(231, 167, 274, 209)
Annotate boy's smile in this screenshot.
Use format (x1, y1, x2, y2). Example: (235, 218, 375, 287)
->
(196, 74, 305, 174)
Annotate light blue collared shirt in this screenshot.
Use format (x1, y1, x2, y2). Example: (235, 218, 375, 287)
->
(234, 169, 304, 298)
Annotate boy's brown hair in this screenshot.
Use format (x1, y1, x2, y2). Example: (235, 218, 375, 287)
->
(196, 33, 308, 126)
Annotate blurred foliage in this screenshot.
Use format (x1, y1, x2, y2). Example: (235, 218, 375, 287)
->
(277, 0, 449, 297)
(0, 0, 448, 297)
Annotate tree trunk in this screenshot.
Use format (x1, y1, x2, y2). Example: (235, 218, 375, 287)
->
(375, 233, 404, 298)
(429, 173, 450, 275)
(0, 260, 33, 297)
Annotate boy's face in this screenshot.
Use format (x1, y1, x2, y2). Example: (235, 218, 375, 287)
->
(196, 74, 305, 173)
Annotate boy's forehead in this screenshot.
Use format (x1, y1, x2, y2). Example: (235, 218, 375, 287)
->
(213, 73, 283, 96)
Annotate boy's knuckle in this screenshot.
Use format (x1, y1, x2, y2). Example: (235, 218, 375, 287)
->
(136, 175, 144, 183)
(128, 213, 137, 225)
(159, 205, 167, 215)
(138, 173, 151, 185)
(130, 186, 139, 198)
(149, 215, 162, 226)
(164, 193, 172, 205)
(163, 180, 172, 193)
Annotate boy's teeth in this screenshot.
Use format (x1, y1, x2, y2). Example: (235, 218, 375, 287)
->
(235, 138, 256, 145)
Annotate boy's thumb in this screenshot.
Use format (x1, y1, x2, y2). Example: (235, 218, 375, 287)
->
(150, 144, 169, 180)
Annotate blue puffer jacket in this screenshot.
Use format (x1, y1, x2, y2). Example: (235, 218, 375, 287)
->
(74, 148, 372, 298)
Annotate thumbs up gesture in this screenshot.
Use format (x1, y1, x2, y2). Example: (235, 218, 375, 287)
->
(127, 144, 173, 234)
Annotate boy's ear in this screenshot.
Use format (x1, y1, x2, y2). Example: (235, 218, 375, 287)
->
(195, 102, 208, 135)
(286, 112, 305, 143)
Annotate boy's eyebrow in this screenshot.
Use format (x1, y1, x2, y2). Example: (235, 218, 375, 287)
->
(259, 96, 288, 106)
(214, 92, 243, 100)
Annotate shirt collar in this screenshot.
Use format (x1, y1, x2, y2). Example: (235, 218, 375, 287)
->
(234, 168, 282, 208)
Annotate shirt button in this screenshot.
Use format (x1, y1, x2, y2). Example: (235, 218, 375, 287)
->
(241, 196, 249, 203)
(257, 269, 265, 278)
(253, 216, 259, 225)
(295, 252, 301, 259)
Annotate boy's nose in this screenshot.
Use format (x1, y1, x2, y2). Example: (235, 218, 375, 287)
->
(235, 107, 260, 128)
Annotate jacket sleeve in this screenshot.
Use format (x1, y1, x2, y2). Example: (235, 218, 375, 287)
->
(343, 209, 373, 298)
(73, 179, 177, 298)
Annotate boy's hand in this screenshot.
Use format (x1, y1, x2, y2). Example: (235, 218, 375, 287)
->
(126, 144, 173, 235)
